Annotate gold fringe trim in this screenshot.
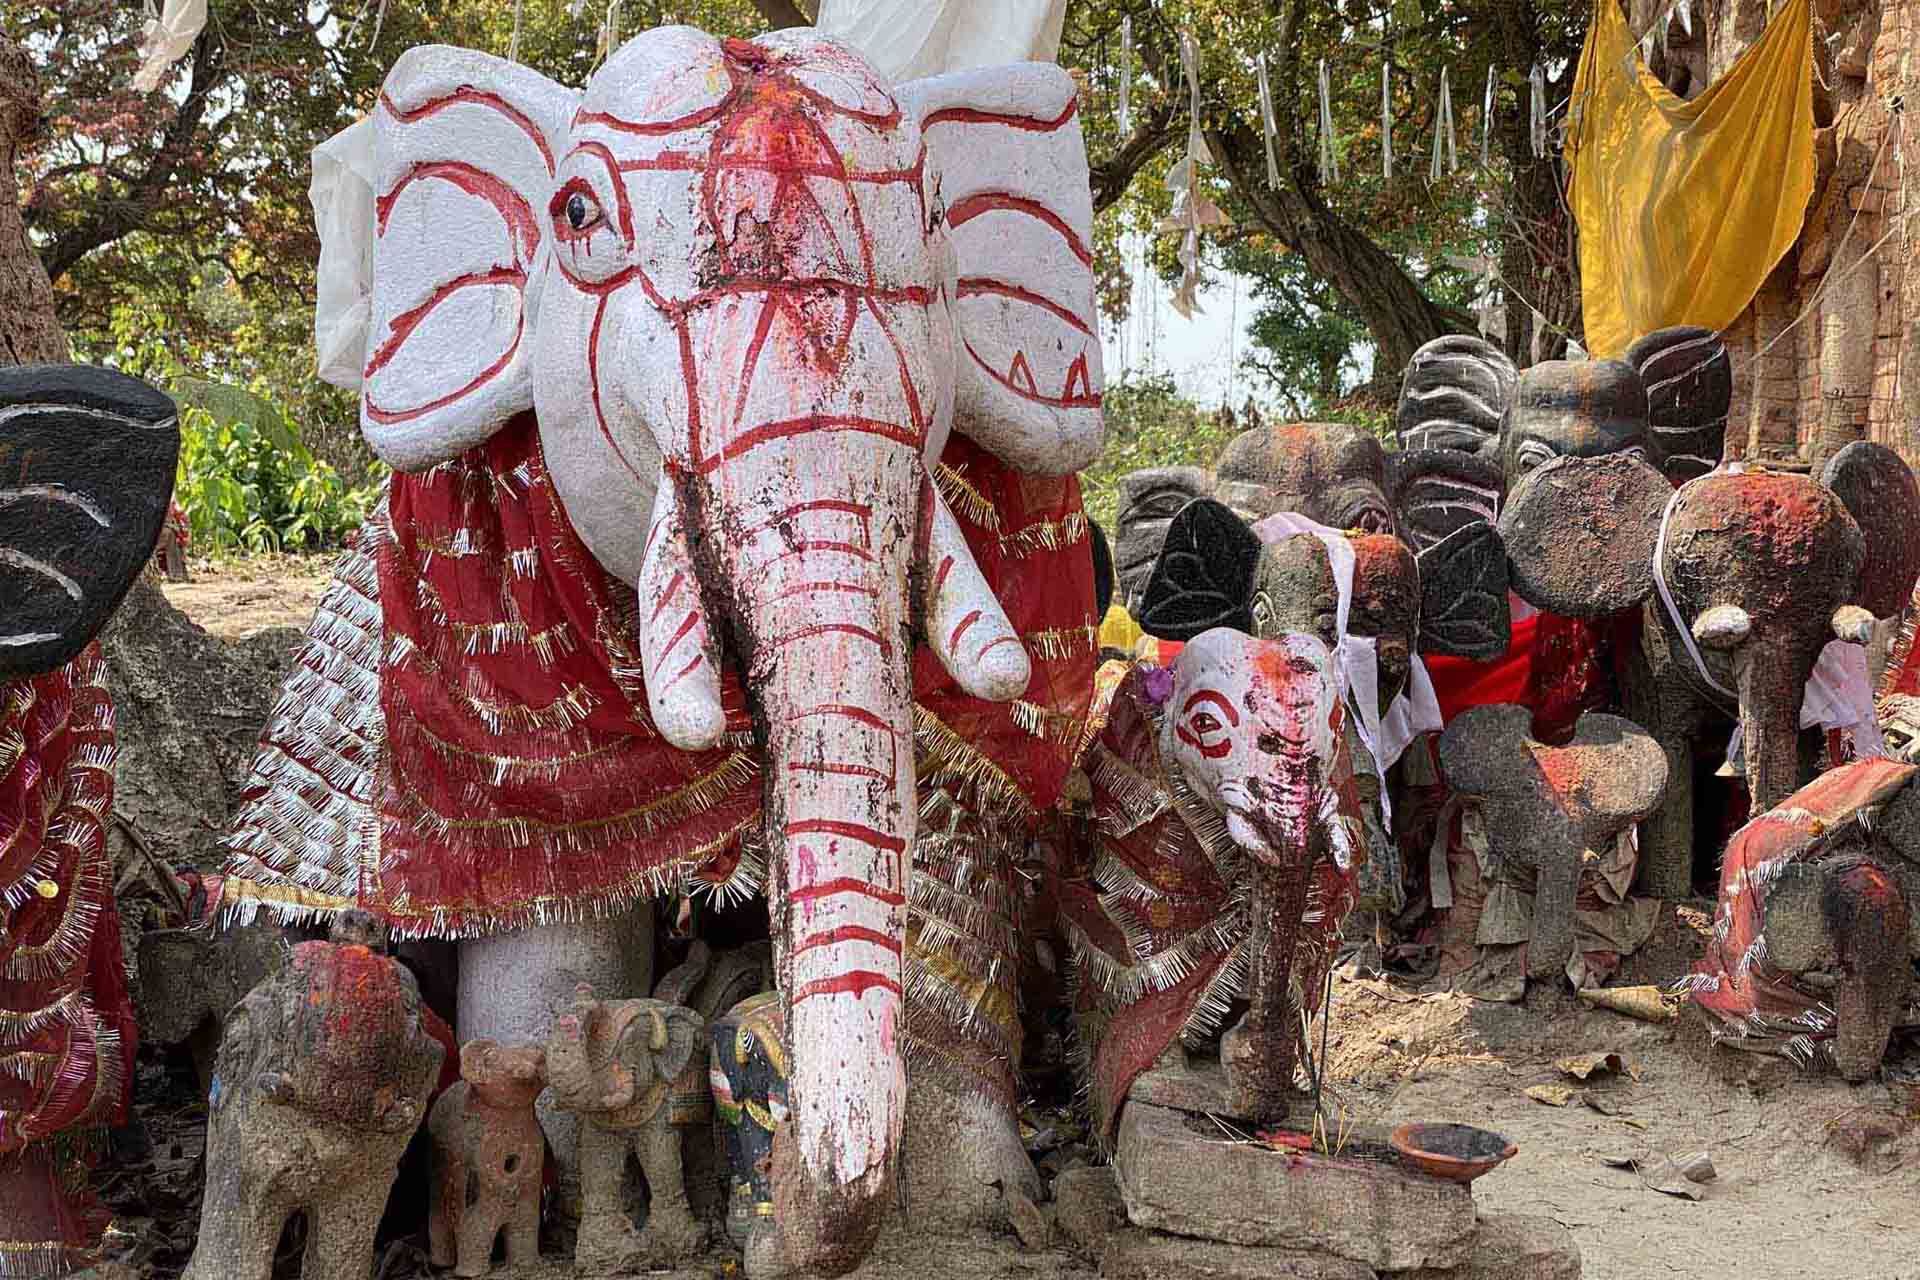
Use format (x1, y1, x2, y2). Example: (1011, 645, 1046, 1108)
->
(999, 511, 1088, 559)
(390, 750, 757, 838)
(934, 463, 1003, 534)
(449, 618, 578, 661)
(1021, 623, 1099, 662)
(1009, 699, 1087, 745)
(912, 706, 1033, 820)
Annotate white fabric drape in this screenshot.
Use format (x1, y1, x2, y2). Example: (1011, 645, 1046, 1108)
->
(813, 0, 1068, 82)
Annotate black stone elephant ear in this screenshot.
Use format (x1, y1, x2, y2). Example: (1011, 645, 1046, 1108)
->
(1625, 326, 1730, 485)
(0, 364, 180, 677)
(1498, 451, 1671, 618)
(1416, 522, 1511, 661)
(1821, 441, 1920, 619)
(1387, 447, 1506, 554)
(1136, 499, 1263, 641)
(1395, 334, 1518, 454)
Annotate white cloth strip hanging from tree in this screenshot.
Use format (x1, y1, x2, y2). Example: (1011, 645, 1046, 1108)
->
(1318, 58, 1340, 183)
(1382, 61, 1394, 180)
(1431, 65, 1457, 181)
(1157, 33, 1228, 319)
(509, 0, 525, 61)
(1677, 0, 1692, 35)
(1529, 62, 1547, 158)
(132, 0, 206, 91)
(1118, 16, 1133, 134)
(1258, 56, 1281, 186)
(1482, 64, 1497, 165)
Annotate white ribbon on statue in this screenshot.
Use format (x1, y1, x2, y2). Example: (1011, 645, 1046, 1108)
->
(1251, 513, 1445, 829)
(1653, 467, 1890, 773)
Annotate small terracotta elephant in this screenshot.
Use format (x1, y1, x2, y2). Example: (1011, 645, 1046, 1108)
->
(427, 1039, 548, 1276)
(1439, 706, 1669, 982)
(546, 986, 707, 1271)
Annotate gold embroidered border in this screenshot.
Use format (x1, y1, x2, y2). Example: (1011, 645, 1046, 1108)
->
(934, 462, 1003, 533)
(999, 511, 1088, 559)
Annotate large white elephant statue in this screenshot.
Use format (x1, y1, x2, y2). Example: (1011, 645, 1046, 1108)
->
(222, 21, 1104, 1275)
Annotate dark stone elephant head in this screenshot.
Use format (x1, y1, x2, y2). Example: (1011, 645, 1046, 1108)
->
(1212, 422, 1397, 536)
(1112, 466, 1212, 613)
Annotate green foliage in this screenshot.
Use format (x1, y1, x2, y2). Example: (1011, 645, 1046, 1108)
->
(1081, 374, 1241, 529)
(173, 389, 385, 556)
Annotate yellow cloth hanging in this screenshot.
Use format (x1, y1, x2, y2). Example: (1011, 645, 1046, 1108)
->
(1098, 603, 1144, 654)
(1565, 0, 1814, 358)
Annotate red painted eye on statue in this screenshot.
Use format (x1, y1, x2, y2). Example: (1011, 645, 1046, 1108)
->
(1175, 689, 1239, 759)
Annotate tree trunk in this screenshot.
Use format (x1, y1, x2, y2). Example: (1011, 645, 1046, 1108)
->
(0, 38, 66, 365)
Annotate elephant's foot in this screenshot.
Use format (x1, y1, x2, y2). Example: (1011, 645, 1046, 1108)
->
(744, 1216, 795, 1279)
(575, 1206, 705, 1273)
(898, 1079, 1040, 1234)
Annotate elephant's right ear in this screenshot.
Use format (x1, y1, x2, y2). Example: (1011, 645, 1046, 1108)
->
(1387, 447, 1505, 555)
(1498, 452, 1669, 618)
(896, 65, 1103, 475)
(1395, 334, 1517, 453)
(356, 46, 579, 472)
(1821, 441, 1920, 619)
(0, 365, 179, 677)
(1136, 499, 1261, 641)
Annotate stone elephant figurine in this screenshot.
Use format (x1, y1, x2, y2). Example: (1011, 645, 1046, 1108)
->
(182, 928, 444, 1280)
(223, 21, 1109, 1272)
(546, 987, 707, 1272)
(1494, 445, 1920, 897)
(427, 1039, 549, 1277)
(1063, 512, 1370, 1136)
(1690, 759, 1920, 1080)
(1438, 706, 1669, 982)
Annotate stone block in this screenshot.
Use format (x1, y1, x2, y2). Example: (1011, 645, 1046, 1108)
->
(1054, 1165, 1128, 1256)
(1113, 1103, 1476, 1272)
(1100, 1230, 1376, 1280)
(1401, 1213, 1581, 1280)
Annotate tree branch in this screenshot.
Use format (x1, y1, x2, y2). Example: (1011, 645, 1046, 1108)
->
(750, 0, 813, 29)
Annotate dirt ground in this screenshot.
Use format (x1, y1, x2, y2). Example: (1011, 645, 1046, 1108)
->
(110, 558, 1920, 1280)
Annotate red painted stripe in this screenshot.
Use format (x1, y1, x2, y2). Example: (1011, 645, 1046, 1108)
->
(363, 266, 525, 379)
(773, 623, 892, 657)
(365, 313, 523, 424)
(662, 609, 701, 654)
(791, 925, 903, 957)
(963, 340, 1102, 410)
(788, 759, 892, 782)
(380, 86, 556, 173)
(376, 162, 542, 260)
(948, 609, 983, 650)
(586, 294, 651, 485)
(792, 970, 902, 1003)
(945, 192, 1091, 266)
(785, 704, 898, 736)
(933, 555, 956, 593)
(696, 415, 923, 472)
(756, 542, 877, 574)
(1181, 689, 1242, 726)
(576, 100, 731, 137)
(786, 819, 907, 855)
(651, 570, 686, 622)
(662, 652, 705, 692)
(788, 876, 906, 906)
(743, 499, 873, 540)
(921, 98, 1078, 133)
(976, 634, 1023, 661)
(769, 580, 881, 605)
(687, 279, 937, 311)
(957, 278, 1092, 336)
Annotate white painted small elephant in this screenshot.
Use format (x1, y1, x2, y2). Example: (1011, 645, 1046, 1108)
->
(546, 986, 708, 1272)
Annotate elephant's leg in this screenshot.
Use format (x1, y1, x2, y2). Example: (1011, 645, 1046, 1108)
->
(459, 907, 653, 1201)
(572, 1126, 643, 1274)
(898, 788, 1040, 1232)
(1830, 862, 1910, 1082)
(1625, 642, 1700, 900)
(503, 1186, 542, 1270)
(638, 1121, 705, 1262)
(426, 1155, 457, 1268)
(301, 1177, 394, 1280)
(453, 1206, 504, 1279)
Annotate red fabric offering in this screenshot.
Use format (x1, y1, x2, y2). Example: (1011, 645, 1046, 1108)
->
(229, 416, 1098, 936)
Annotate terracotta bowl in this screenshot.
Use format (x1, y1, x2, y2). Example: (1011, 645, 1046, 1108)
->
(1389, 1122, 1518, 1183)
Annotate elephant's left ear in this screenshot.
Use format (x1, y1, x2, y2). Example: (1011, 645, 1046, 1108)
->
(896, 66, 1103, 475)
(0, 364, 179, 677)
(1416, 522, 1511, 661)
(357, 46, 580, 472)
(1821, 441, 1920, 618)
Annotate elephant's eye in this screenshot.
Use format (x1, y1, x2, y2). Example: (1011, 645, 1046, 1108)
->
(1347, 505, 1392, 535)
(1514, 441, 1556, 477)
(1176, 690, 1239, 760)
(1251, 592, 1274, 634)
(553, 181, 605, 237)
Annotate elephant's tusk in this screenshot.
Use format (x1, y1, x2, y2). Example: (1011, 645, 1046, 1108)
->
(636, 474, 728, 751)
(923, 486, 1030, 702)
(1832, 604, 1876, 646)
(1691, 604, 1752, 651)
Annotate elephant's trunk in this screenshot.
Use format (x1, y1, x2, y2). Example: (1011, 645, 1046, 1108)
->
(1735, 649, 1805, 818)
(688, 432, 922, 1275)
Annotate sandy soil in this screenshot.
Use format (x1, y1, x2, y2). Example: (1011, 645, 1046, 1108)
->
(128, 559, 1920, 1280)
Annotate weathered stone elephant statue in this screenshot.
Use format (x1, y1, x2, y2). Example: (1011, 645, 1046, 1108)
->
(546, 987, 707, 1271)
(427, 1039, 549, 1277)
(222, 21, 1107, 1273)
(183, 927, 444, 1280)
(1496, 445, 1920, 896)
(0, 363, 179, 1276)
